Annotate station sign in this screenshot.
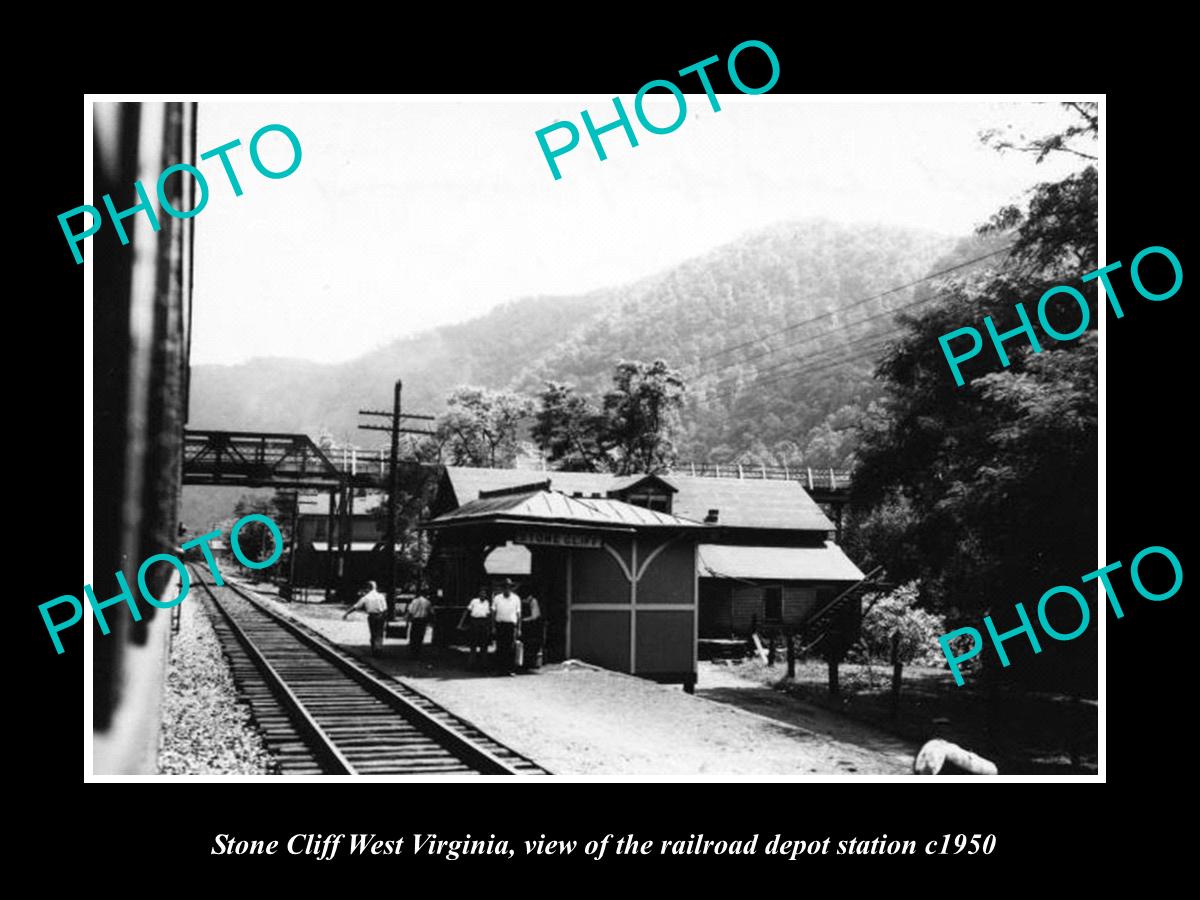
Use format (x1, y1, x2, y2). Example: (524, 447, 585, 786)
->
(513, 529, 602, 549)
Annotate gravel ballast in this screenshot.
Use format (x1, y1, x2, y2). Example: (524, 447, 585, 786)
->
(158, 595, 275, 775)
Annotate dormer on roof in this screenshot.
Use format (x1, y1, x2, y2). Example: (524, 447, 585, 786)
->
(608, 473, 677, 514)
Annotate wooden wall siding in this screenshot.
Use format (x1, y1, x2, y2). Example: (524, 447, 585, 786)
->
(732, 585, 765, 631)
(571, 542, 631, 605)
(699, 581, 732, 637)
(636, 540, 695, 605)
(635, 610, 695, 674)
(564, 539, 696, 680)
(703, 582, 823, 636)
(569, 609, 631, 672)
(783, 586, 819, 623)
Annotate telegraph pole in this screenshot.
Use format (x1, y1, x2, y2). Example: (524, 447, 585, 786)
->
(286, 489, 300, 600)
(358, 379, 436, 618)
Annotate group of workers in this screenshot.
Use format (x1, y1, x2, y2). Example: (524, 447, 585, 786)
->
(458, 578, 543, 675)
(342, 577, 544, 673)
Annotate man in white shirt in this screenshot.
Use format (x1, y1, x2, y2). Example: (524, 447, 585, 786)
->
(492, 579, 522, 675)
(344, 580, 388, 656)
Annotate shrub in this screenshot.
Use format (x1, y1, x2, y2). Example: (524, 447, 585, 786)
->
(855, 581, 947, 667)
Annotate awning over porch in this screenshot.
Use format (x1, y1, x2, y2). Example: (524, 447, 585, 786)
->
(698, 542, 864, 582)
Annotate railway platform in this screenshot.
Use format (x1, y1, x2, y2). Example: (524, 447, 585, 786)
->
(254, 587, 913, 777)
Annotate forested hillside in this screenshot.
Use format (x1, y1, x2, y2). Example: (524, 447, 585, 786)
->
(190, 218, 969, 464)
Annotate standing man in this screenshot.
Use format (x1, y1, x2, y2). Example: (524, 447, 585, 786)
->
(343, 580, 388, 657)
(406, 589, 434, 660)
(458, 588, 492, 669)
(492, 578, 522, 676)
(520, 593, 544, 670)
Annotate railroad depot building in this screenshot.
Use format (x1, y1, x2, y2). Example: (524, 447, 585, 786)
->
(425, 468, 865, 689)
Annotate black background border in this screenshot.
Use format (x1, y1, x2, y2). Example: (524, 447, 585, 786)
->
(22, 24, 1190, 881)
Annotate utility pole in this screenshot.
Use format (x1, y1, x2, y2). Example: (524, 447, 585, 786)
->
(286, 489, 300, 600)
(358, 379, 436, 619)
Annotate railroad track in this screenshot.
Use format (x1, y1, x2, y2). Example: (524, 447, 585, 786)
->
(193, 570, 549, 776)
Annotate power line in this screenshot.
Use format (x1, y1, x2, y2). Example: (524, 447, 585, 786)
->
(697, 244, 1012, 369)
(695, 334, 900, 408)
(707, 344, 890, 408)
(691, 279, 976, 381)
(685, 253, 1017, 405)
(693, 336, 890, 405)
(690, 276, 973, 392)
(695, 318, 905, 392)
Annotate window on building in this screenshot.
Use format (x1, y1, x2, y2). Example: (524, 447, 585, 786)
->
(764, 587, 783, 622)
(625, 492, 671, 514)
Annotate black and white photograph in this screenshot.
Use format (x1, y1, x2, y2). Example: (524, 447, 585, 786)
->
(80, 93, 1107, 781)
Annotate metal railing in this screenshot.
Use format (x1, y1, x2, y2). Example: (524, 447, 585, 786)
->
(672, 462, 852, 491)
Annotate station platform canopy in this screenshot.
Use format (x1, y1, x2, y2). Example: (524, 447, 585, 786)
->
(698, 542, 864, 583)
(425, 484, 706, 688)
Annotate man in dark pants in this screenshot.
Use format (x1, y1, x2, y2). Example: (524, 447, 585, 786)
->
(520, 593, 543, 670)
(491, 578, 521, 675)
(343, 580, 388, 656)
(406, 590, 433, 659)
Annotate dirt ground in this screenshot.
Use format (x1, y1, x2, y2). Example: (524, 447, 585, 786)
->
(253, 592, 914, 776)
(695, 662, 915, 766)
(721, 657, 1098, 774)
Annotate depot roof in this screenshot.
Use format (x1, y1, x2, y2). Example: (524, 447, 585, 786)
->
(426, 488, 706, 532)
(698, 542, 864, 582)
(439, 467, 834, 532)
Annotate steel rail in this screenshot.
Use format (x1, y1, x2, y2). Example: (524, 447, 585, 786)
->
(193, 570, 355, 774)
(198, 570, 524, 775)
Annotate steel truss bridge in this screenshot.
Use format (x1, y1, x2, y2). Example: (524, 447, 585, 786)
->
(181, 430, 412, 601)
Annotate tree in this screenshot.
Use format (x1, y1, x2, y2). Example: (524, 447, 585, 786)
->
(532, 360, 687, 474)
(848, 104, 1098, 691)
(230, 495, 282, 581)
(531, 382, 607, 471)
(601, 360, 686, 474)
(855, 581, 946, 707)
(980, 101, 1098, 164)
(435, 387, 534, 468)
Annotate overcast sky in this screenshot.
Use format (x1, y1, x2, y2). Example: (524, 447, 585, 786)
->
(191, 99, 1088, 366)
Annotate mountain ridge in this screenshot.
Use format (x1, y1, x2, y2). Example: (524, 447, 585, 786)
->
(188, 218, 961, 458)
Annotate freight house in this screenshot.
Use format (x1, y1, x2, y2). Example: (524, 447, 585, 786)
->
(425, 468, 865, 690)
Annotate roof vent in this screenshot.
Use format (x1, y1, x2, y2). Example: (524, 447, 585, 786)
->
(704, 508, 720, 523)
(572, 491, 583, 498)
